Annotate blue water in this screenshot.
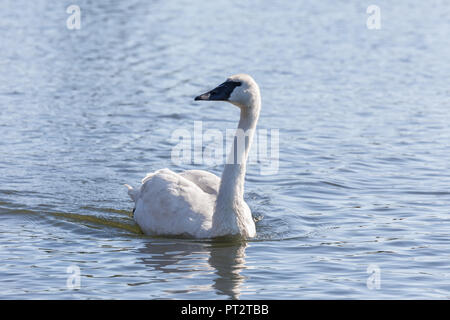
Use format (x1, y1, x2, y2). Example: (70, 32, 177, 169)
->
(0, 0, 449, 299)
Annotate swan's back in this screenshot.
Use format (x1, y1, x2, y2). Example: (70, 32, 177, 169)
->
(180, 170, 220, 195)
(132, 169, 218, 237)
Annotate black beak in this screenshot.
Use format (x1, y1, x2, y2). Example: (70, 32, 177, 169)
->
(194, 80, 241, 102)
(194, 92, 212, 101)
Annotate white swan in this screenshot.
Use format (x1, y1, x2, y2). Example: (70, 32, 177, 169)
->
(126, 74, 261, 238)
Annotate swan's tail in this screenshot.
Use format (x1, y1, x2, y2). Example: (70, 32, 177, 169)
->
(124, 184, 139, 202)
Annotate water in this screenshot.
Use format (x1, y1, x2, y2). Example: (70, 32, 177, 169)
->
(0, 0, 449, 299)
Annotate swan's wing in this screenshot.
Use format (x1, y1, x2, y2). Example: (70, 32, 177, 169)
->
(179, 170, 220, 195)
(133, 168, 215, 237)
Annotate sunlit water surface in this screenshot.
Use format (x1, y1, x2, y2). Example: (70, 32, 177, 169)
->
(0, 0, 449, 299)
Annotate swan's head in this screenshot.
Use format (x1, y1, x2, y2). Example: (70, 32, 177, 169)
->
(195, 74, 260, 110)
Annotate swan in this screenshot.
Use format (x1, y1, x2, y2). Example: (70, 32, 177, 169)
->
(126, 73, 261, 238)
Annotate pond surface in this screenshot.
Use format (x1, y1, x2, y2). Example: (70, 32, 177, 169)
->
(0, 0, 449, 299)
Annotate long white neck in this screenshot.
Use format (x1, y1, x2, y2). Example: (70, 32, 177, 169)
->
(212, 99, 260, 237)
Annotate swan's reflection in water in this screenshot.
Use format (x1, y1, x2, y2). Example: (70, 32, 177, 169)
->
(138, 239, 248, 299)
(208, 242, 247, 300)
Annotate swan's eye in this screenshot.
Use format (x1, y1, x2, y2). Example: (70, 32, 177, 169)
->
(235, 82, 242, 86)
